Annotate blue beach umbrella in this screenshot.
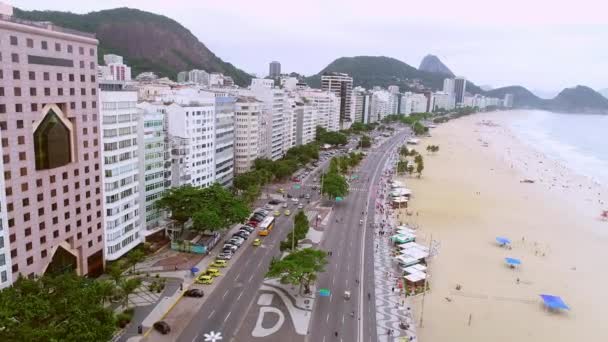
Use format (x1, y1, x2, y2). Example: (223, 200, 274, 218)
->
(496, 237, 511, 246)
(504, 257, 521, 267)
(539, 294, 570, 311)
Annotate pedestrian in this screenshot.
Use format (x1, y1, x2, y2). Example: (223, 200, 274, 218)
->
(392, 287, 395, 292)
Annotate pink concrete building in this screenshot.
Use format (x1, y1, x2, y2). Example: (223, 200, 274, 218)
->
(0, 12, 105, 278)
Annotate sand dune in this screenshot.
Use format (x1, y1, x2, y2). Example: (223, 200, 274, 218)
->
(400, 111, 608, 342)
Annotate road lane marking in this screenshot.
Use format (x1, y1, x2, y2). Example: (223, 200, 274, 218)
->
(222, 290, 229, 299)
(249, 273, 255, 282)
(224, 312, 231, 323)
(323, 336, 326, 342)
(326, 313, 330, 323)
(342, 314, 345, 324)
(330, 293, 333, 302)
(208, 309, 216, 319)
(237, 290, 244, 301)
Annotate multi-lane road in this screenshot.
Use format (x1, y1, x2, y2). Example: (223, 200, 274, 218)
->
(176, 128, 408, 342)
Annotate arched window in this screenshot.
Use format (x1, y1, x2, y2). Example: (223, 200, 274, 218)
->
(34, 108, 72, 170)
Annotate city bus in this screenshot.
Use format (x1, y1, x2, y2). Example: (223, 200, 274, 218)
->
(258, 216, 275, 236)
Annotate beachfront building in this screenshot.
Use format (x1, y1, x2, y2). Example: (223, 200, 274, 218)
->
(136, 102, 169, 236)
(454, 77, 467, 106)
(248, 79, 286, 160)
(400, 93, 428, 115)
(160, 90, 217, 188)
(431, 92, 451, 111)
(369, 89, 390, 122)
(294, 100, 316, 146)
(321, 72, 353, 128)
(100, 81, 143, 260)
(300, 89, 340, 132)
(211, 92, 236, 187)
(0, 10, 106, 277)
(234, 97, 263, 174)
(350, 87, 367, 123)
(504, 94, 514, 108)
(282, 94, 297, 152)
(98, 54, 131, 82)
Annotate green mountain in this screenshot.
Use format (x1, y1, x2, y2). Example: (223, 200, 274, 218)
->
(305, 56, 483, 94)
(14, 7, 252, 86)
(546, 86, 608, 113)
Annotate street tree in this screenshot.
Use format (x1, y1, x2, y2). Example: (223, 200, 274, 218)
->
(126, 249, 145, 273)
(407, 164, 415, 177)
(119, 277, 142, 310)
(266, 248, 328, 294)
(0, 273, 116, 342)
(416, 159, 425, 178)
(156, 185, 205, 230)
(321, 172, 349, 199)
(397, 160, 408, 174)
(360, 135, 372, 148)
(108, 262, 125, 285)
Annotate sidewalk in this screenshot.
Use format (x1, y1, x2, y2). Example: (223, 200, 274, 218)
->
(372, 141, 419, 342)
(125, 222, 246, 342)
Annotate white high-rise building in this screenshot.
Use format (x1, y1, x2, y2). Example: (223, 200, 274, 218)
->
(504, 94, 514, 108)
(136, 102, 169, 236)
(282, 95, 297, 153)
(177, 71, 188, 83)
(98, 54, 132, 82)
(431, 92, 451, 111)
(100, 82, 143, 260)
(454, 77, 467, 106)
(248, 79, 285, 160)
(443, 78, 456, 109)
(212, 92, 236, 187)
(160, 90, 217, 188)
(294, 100, 316, 146)
(234, 97, 263, 174)
(300, 89, 340, 132)
(188, 69, 210, 86)
(209, 73, 224, 86)
(321, 72, 353, 128)
(350, 87, 367, 124)
(400, 92, 428, 115)
(369, 89, 390, 122)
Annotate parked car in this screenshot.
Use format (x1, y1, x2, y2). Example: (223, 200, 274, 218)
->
(282, 202, 288, 208)
(233, 231, 249, 239)
(241, 225, 255, 233)
(196, 275, 213, 285)
(184, 289, 204, 298)
(228, 238, 244, 247)
(247, 220, 260, 227)
(291, 198, 299, 203)
(153, 321, 171, 334)
(268, 199, 281, 205)
(305, 194, 311, 199)
(206, 268, 221, 277)
(217, 252, 233, 260)
(297, 204, 304, 209)
(223, 244, 238, 253)
(210, 260, 227, 268)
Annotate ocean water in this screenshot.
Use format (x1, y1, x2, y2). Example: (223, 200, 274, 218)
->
(509, 110, 608, 185)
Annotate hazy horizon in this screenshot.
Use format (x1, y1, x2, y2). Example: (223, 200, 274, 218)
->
(9, 0, 608, 93)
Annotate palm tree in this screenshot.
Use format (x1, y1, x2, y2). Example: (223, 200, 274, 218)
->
(127, 249, 145, 273)
(108, 263, 124, 286)
(119, 278, 142, 309)
(97, 280, 116, 306)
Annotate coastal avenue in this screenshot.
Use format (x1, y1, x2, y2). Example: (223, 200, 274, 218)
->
(176, 128, 409, 342)
(307, 128, 409, 342)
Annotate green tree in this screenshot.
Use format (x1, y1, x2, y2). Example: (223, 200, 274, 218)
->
(397, 160, 408, 174)
(407, 164, 415, 176)
(97, 280, 116, 306)
(266, 248, 328, 294)
(400, 146, 409, 156)
(119, 277, 142, 310)
(321, 172, 349, 199)
(108, 262, 125, 285)
(126, 249, 145, 273)
(156, 185, 205, 230)
(416, 159, 425, 178)
(0, 274, 117, 342)
(360, 135, 372, 148)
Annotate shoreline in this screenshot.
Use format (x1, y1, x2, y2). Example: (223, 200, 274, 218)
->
(399, 110, 608, 341)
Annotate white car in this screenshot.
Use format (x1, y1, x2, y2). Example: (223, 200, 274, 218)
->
(291, 198, 299, 203)
(297, 204, 304, 209)
(283, 202, 288, 208)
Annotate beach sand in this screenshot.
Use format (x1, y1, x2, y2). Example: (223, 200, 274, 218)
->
(399, 111, 608, 342)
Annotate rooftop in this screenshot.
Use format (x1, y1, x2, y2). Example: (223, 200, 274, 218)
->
(0, 13, 96, 39)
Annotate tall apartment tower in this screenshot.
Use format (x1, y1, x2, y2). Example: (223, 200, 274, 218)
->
(0, 129, 12, 288)
(321, 72, 353, 128)
(0, 13, 105, 277)
(454, 77, 467, 106)
(99, 81, 142, 260)
(269, 61, 281, 78)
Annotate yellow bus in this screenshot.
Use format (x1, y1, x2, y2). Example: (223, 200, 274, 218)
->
(258, 216, 275, 236)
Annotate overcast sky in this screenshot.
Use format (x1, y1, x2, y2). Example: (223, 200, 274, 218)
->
(10, 0, 608, 95)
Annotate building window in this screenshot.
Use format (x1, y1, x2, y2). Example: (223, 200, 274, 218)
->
(41, 41, 48, 50)
(67, 45, 73, 53)
(27, 257, 33, 265)
(30, 87, 36, 96)
(55, 43, 61, 52)
(13, 70, 20, 80)
(41, 250, 47, 258)
(34, 108, 72, 170)
(14, 87, 21, 96)
(10, 36, 17, 45)
(31, 103, 38, 112)
(43, 72, 49, 81)
(11, 53, 19, 63)
(26, 38, 33, 48)
(56, 73, 62, 81)
(29, 71, 35, 80)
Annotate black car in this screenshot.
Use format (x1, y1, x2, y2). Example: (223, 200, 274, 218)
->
(184, 289, 204, 298)
(268, 199, 281, 205)
(153, 321, 171, 334)
(233, 231, 248, 240)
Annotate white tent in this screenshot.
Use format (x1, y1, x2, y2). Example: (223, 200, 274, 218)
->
(404, 272, 427, 283)
(396, 255, 420, 267)
(403, 264, 427, 274)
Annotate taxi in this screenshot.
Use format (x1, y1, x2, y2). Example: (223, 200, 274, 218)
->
(210, 260, 227, 268)
(284, 210, 291, 216)
(206, 268, 221, 277)
(278, 188, 285, 193)
(273, 210, 281, 217)
(253, 238, 262, 246)
(196, 274, 214, 285)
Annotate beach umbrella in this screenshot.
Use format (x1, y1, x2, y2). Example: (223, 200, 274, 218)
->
(539, 294, 570, 311)
(504, 257, 521, 267)
(496, 237, 511, 246)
